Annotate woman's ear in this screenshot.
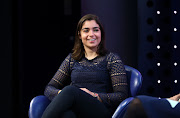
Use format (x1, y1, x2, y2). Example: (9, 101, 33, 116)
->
(78, 31, 81, 39)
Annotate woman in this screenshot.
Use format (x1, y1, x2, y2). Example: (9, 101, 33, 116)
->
(42, 14, 128, 118)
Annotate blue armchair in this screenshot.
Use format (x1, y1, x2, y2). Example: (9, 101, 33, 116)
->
(112, 65, 143, 118)
(29, 65, 142, 118)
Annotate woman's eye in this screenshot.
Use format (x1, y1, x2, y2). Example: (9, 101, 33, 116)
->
(94, 29, 99, 32)
(83, 30, 89, 33)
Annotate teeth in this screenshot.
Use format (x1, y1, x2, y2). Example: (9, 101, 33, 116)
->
(89, 39, 96, 41)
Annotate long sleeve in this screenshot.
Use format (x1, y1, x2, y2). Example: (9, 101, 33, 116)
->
(98, 53, 128, 111)
(44, 54, 72, 100)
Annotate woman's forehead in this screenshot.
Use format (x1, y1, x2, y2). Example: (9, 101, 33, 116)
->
(82, 20, 100, 28)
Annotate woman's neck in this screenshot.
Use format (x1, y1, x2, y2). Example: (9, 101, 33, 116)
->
(84, 48, 98, 60)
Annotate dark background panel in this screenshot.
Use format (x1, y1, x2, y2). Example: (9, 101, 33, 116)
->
(138, 0, 180, 98)
(0, 0, 13, 117)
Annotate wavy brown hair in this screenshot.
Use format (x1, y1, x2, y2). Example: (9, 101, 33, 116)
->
(72, 14, 107, 60)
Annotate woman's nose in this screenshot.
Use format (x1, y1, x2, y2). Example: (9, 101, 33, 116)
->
(89, 30, 95, 36)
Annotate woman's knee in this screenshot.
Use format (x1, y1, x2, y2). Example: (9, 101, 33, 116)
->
(61, 85, 79, 95)
(62, 110, 76, 118)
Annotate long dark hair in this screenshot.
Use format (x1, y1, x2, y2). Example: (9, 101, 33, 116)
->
(72, 14, 107, 61)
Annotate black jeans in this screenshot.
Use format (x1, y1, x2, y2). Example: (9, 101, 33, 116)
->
(41, 85, 111, 118)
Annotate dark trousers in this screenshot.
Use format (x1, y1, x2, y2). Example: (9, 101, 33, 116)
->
(123, 96, 180, 118)
(41, 85, 111, 118)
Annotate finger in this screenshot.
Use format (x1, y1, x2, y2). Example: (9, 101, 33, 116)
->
(80, 88, 86, 90)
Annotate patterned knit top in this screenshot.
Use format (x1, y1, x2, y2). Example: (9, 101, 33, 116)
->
(44, 52, 128, 112)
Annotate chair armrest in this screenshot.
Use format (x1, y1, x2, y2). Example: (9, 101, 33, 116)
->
(112, 97, 134, 118)
(29, 95, 50, 118)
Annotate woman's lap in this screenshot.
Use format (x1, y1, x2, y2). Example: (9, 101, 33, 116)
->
(42, 85, 111, 118)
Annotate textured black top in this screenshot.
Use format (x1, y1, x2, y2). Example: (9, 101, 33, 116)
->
(44, 52, 128, 112)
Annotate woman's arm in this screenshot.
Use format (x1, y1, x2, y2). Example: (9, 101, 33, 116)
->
(98, 53, 128, 110)
(44, 54, 72, 100)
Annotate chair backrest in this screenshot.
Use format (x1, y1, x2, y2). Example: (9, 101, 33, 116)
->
(124, 65, 143, 97)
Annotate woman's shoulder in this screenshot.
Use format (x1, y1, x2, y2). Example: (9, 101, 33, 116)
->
(64, 53, 75, 62)
(64, 53, 71, 60)
(106, 52, 122, 61)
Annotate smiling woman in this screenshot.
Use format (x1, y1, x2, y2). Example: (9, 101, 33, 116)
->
(41, 14, 128, 118)
(72, 14, 107, 61)
(80, 20, 102, 60)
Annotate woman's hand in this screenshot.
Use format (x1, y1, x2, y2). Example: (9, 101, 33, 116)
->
(80, 88, 102, 102)
(169, 93, 180, 102)
(80, 88, 95, 96)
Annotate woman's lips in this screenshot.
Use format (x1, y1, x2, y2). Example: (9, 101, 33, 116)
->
(88, 39, 96, 41)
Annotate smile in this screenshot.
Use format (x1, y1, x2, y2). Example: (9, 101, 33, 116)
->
(88, 39, 96, 41)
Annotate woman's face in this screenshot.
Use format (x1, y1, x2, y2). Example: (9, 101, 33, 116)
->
(79, 20, 101, 51)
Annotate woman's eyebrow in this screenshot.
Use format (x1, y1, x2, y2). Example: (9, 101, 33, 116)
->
(93, 27, 100, 29)
(82, 28, 89, 30)
(82, 27, 99, 30)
